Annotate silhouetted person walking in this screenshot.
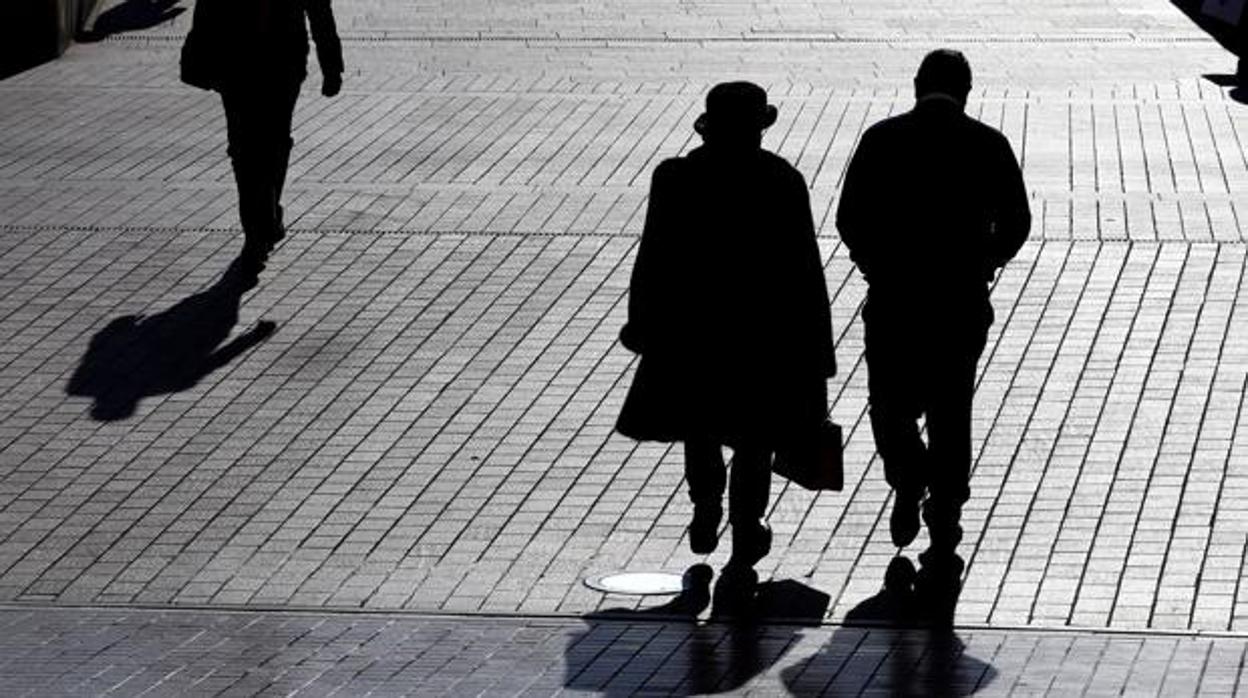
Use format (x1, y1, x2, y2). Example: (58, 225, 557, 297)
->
(184, 0, 343, 267)
(837, 50, 1030, 596)
(617, 82, 836, 584)
(1239, 20, 1247, 87)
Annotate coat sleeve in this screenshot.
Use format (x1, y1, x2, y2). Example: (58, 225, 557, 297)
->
(793, 171, 837, 377)
(304, 0, 344, 76)
(835, 128, 881, 280)
(621, 160, 678, 354)
(985, 132, 1030, 273)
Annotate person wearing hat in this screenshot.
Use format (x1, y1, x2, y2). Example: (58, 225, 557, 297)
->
(837, 50, 1030, 605)
(617, 81, 837, 581)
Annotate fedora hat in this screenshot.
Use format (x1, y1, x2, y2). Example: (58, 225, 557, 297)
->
(694, 81, 778, 135)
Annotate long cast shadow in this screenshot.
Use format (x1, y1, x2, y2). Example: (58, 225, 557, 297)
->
(79, 0, 185, 42)
(66, 257, 274, 421)
(564, 565, 830, 695)
(782, 556, 996, 695)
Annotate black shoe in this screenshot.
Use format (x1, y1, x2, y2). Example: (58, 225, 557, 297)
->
(241, 237, 269, 265)
(265, 227, 285, 253)
(729, 521, 772, 569)
(890, 489, 922, 548)
(689, 503, 722, 554)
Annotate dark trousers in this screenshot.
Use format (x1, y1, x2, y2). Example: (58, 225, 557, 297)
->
(863, 294, 990, 548)
(684, 441, 770, 526)
(221, 80, 302, 246)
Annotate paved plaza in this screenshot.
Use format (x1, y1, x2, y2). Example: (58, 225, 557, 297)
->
(2, 0, 1248, 694)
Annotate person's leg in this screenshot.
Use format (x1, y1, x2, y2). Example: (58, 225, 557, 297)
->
(222, 86, 274, 259)
(685, 439, 726, 554)
(727, 444, 771, 567)
(922, 305, 990, 558)
(915, 319, 985, 622)
(870, 395, 926, 495)
(864, 307, 927, 547)
(267, 80, 302, 246)
(921, 362, 974, 556)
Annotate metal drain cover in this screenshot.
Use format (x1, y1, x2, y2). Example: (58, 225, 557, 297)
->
(584, 571, 684, 595)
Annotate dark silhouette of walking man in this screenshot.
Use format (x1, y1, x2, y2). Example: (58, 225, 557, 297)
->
(1239, 19, 1247, 87)
(617, 82, 836, 587)
(186, 0, 343, 268)
(837, 50, 1030, 596)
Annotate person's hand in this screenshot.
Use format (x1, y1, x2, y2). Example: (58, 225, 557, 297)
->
(322, 73, 342, 97)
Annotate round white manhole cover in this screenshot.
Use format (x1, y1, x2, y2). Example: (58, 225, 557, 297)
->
(584, 571, 685, 595)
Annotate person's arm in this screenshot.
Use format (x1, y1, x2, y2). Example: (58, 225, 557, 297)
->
(304, 0, 344, 96)
(985, 132, 1031, 274)
(620, 161, 678, 354)
(835, 128, 880, 280)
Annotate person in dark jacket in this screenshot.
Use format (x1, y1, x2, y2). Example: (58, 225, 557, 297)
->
(1239, 23, 1247, 87)
(188, 0, 343, 267)
(837, 50, 1030, 598)
(617, 82, 836, 578)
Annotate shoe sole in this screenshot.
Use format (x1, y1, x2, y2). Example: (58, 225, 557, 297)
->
(689, 536, 718, 555)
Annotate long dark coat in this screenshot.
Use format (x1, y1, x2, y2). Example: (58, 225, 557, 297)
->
(616, 145, 836, 448)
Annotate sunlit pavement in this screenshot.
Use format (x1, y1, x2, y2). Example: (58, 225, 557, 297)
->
(1, 0, 1247, 694)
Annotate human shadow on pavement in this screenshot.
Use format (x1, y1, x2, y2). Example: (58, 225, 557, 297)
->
(79, 0, 185, 42)
(782, 556, 996, 695)
(66, 256, 274, 421)
(564, 564, 830, 695)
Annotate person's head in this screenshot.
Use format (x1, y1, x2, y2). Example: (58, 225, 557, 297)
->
(914, 49, 972, 107)
(693, 81, 778, 150)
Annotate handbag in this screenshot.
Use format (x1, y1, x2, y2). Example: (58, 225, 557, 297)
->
(180, 0, 223, 90)
(772, 419, 844, 491)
